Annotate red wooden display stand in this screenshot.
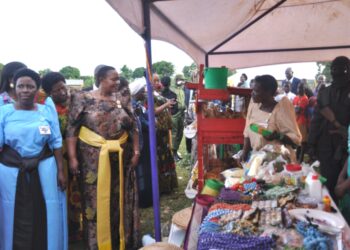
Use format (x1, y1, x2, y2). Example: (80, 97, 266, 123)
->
(186, 65, 252, 192)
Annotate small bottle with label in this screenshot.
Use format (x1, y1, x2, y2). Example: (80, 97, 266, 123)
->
(323, 195, 331, 212)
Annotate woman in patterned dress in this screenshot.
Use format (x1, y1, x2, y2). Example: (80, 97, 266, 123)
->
(66, 65, 140, 250)
(40, 72, 82, 243)
(151, 74, 178, 194)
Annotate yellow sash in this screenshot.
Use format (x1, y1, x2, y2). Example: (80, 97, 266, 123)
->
(79, 126, 128, 250)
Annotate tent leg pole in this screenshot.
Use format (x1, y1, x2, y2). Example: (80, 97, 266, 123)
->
(142, 0, 162, 242)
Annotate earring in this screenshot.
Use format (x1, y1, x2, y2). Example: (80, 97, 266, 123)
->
(9, 83, 14, 89)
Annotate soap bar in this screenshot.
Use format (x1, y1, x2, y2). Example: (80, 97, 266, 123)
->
(250, 123, 273, 136)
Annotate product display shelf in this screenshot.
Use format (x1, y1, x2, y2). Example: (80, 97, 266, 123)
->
(185, 65, 252, 192)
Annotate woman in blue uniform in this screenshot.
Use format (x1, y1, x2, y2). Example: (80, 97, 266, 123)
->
(0, 68, 67, 250)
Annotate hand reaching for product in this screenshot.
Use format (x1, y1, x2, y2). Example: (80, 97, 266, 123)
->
(166, 98, 177, 108)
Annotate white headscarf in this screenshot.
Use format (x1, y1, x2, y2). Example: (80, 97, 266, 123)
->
(129, 77, 147, 96)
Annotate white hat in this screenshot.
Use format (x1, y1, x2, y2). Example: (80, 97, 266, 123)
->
(129, 77, 147, 96)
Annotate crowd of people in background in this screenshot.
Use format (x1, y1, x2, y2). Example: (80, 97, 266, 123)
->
(0, 55, 350, 249)
(0, 61, 192, 250)
(240, 56, 350, 225)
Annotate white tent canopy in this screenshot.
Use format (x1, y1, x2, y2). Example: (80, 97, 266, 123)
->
(106, 0, 350, 69)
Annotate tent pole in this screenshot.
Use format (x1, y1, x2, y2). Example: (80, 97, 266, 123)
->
(205, 53, 209, 67)
(142, 0, 162, 242)
(208, 0, 287, 54)
(209, 45, 350, 55)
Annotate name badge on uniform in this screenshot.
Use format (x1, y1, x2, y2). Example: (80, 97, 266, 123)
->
(39, 126, 51, 135)
(116, 100, 122, 109)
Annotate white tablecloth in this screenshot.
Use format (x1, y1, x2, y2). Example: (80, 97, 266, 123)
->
(322, 187, 350, 250)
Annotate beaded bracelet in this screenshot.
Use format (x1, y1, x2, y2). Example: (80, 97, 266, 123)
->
(209, 203, 251, 213)
(296, 221, 332, 250)
(197, 232, 275, 250)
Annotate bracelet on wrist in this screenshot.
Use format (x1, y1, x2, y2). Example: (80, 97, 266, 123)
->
(279, 133, 285, 141)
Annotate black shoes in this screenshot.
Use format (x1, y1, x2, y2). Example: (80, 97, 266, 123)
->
(173, 151, 182, 162)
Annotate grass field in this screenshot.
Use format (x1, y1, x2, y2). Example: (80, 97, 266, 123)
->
(70, 137, 193, 249)
(139, 137, 193, 238)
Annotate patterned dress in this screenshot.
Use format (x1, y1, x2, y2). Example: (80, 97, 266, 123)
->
(150, 93, 178, 194)
(37, 89, 83, 242)
(66, 91, 140, 250)
(293, 95, 309, 142)
(0, 91, 15, 106)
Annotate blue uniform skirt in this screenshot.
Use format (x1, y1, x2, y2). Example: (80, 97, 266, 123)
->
(0, 156, 68, 250)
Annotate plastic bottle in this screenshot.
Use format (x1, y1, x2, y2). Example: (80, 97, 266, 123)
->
(323, 195, 331, 212)
(142, 234, 156, 246)
(306, 174, 322, 202)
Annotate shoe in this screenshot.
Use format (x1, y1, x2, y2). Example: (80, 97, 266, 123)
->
(177, 151, 183, 159)
(173, 151, 181, 162)
(173, 154, 181, 162)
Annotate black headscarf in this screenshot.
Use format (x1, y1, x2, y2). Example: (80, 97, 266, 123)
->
(13, 68, 41, 89)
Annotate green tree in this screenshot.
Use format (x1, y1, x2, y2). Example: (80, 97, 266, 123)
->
(59, 66, 80, 79)
(182, 62, 197, 79)
(39, 68, 51, 77)
(81, 76, 94, 89)
(120, 65, 133, 81)
(316, 61, 331, 82)
(0, 63, 4, 74)
(152, 61, 175, 78)
(132, 67, 146, 79)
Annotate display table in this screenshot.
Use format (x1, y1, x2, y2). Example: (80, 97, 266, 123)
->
(187, 185, 350, 250)
(323, 188, 350, 249)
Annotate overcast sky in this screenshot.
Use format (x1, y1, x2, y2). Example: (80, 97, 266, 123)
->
(0, 0, 320, 82)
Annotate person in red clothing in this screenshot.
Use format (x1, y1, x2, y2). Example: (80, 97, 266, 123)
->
(293, 83, 309, 162)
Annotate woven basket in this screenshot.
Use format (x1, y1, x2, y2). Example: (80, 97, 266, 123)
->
(140, 242, 183, 250)
(171, 207, 193, 230)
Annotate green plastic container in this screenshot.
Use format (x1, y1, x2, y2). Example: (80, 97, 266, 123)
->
(204, 67, 228, 89)
(201, 179, 224, 197)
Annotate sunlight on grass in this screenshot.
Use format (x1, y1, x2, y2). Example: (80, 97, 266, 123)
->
(139, 137, 193, 239)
